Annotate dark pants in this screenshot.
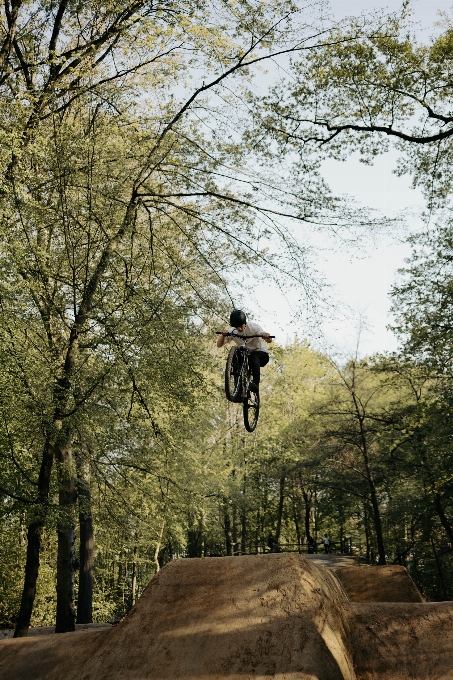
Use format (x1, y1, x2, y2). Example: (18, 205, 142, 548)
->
(248, 350, 269, 384)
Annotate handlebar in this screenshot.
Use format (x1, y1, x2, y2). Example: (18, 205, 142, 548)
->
(215, 332, 275, 339)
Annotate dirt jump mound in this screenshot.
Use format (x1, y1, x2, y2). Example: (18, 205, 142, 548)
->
(1, 554, 453, 680)
(333, 565, 425, 603)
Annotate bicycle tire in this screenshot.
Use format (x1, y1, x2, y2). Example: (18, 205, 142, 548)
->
(243, 388, 260, 432)
(225, 346, 243, 402)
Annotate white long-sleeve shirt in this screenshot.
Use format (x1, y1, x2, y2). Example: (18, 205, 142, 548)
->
(224, 321, 269, 353)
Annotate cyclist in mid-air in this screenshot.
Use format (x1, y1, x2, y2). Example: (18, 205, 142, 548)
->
(216, 310, 272, 392)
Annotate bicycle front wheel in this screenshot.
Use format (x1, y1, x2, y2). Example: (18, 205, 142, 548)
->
(243, 388, 260, 432)
(225, 346, 243, 402)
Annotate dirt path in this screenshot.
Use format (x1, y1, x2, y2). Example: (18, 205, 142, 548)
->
(1, 554, 452, 679)
(305, 554, 358, 569)
(0, 622, 112, 640)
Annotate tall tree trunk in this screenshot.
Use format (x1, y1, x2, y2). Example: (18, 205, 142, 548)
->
(222, 435, 231, 556)
(363, 503, 371, 563)
(260, 489, 268, 541)
(255, 508, 260, 553)
(291, 498, 301, 551)
(14, 522, 44, 637)
(232, 503, 238, 555)
(358, 428, 386, 562)
(240, 448, 248, 555)
(14, 438, 53, 637)
(434, 492, 453, 544)
(367, 476, 386, 564)
(76, 450, 93, 624)
(430, 535, 448, 600)
(313, 486, 320, 543)
(350, 384, 386, 565)
(275, 474, 286, 542)
(291, 476, 302, 552)
(241, 507, 247, 555)
(55, 431, 77, 633)
(241, 464, 247, 555)
(154, 521, 165, 572)
(223, 500, 232, 556)
(298, 475, 311, 541)
(131, 545, 137, 607)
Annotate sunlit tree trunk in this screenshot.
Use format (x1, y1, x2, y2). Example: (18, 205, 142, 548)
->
(154, 521, 165, 572)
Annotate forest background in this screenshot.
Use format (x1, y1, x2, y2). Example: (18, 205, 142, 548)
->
(2, 0, 453, 636)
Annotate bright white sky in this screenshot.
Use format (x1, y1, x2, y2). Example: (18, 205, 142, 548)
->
(247, 0, 452, 357)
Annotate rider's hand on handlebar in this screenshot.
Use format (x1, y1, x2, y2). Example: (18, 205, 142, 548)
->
(216, 329, 230, 348)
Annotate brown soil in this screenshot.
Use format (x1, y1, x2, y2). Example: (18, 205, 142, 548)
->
(1, 554, 452, 680)
(307, 554, 359, 569)
(0, 622, 112, 640)
(334, 565, 425, 603)
(352, 602, 453, 680)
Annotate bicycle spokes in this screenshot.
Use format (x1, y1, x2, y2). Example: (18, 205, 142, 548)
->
(225, 346, 244, 402)
(223, 343, 261, 430)
(243, 388, 260, 432)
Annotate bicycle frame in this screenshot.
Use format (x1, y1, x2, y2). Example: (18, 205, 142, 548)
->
(218, 332, 266, 391)
(232, 337, 253, 399)
(216, 331, 275, 432)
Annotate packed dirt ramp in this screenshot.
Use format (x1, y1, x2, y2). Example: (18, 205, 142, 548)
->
(1, 553, 453, 679)
(333, 565, 426, 603)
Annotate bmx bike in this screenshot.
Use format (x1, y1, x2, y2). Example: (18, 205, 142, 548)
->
(216, 332, 275, 432)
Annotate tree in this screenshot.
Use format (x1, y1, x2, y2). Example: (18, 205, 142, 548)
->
(386, 220, 453, 576)
(252, 3, 453, 209)
(311, 357, 396, 564)
(390, 220, 453, 374)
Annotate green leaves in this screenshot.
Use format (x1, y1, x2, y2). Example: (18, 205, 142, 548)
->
(253, 5, 453, 210)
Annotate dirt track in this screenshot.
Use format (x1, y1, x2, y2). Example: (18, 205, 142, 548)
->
(1, 554, 453, 679)
(333, 565, 425, 603)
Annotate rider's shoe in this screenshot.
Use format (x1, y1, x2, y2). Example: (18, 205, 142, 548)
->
(249, 381, 259, 393)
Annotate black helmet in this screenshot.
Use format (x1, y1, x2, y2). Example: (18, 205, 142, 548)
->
(230, 309, 246, 327)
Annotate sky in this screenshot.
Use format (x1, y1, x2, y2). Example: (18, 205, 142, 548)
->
(248, 0, 452, 357)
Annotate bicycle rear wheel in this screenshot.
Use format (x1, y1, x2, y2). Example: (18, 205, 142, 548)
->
(243, 388, 260, 432)
(225, 346, 243, 402)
